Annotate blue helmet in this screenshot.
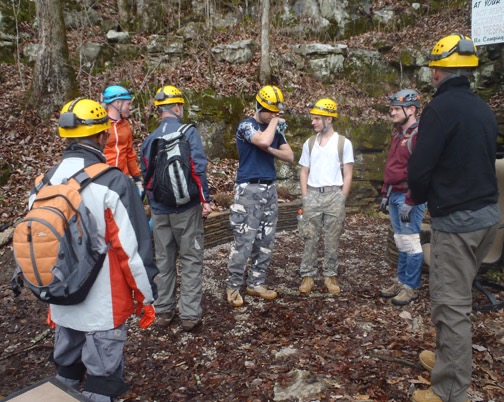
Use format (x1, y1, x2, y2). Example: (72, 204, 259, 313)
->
(102, 85, 132, 104)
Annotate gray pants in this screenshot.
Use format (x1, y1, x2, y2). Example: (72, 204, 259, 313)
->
(299, 188, 346, 277)
(53, 324, 127, 401)
(152, 203, 204, 320)
(429, 224, 497, 402)
(227, 183, 278, 289)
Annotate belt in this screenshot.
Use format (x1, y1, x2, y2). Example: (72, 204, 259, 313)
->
(308, 185, 341, 193)
(248, 179, 274, 185)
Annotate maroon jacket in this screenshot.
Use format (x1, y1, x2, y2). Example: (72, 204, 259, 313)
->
(381, 121, 419, 205)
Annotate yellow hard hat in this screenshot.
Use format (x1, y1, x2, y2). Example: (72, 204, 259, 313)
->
(58, 98, 110, 138)
(310, 98, 338, 118)
(428, 34, 478, 68)
(256, 85, 284, 113)
(154, 85, 185, 106)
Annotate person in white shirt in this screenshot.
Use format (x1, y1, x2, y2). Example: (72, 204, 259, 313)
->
(298, 98, 354, 295)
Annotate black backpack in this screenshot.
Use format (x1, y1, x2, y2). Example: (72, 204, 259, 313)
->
(144, 123, 200, 207)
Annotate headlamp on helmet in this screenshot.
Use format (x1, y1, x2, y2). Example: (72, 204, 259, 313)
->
(389, 89, 420, 108)
(58, 98, 111, 138)
(154, 85, 185, 106)
(428, 34, 478, 68)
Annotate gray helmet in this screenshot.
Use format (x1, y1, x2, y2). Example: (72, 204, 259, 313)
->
(389, 89, 420, 108)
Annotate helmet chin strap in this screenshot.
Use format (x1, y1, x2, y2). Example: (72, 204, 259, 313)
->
(320, 119, 330, 134)
(394, 106, 411, 128)
(110, 100, 124, 120)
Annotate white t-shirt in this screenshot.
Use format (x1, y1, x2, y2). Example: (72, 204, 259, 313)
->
(299, 132, 354, 187)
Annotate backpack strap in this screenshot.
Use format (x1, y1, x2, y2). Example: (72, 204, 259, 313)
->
(71, 163, 117, 192)
(337, 134, 345, 173)
(406, 126, 419, 155)
(34, 164, 60, 193)
(308, 135, 316, 157)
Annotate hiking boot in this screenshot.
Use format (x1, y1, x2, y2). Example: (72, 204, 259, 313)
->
(299, 277, 314, 295)
(156, 311, 175, 328)
(391, 285, 418, 306)
(419, 350, 435, 372)
(380, 280, 402, 298)
(227, 289, 244, 307)
(181, 319, 201, 332)
(246, 285, 278, 300)
(324, 276, 340, 295)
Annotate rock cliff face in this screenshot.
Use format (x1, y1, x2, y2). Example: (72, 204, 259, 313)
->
(0, 0, 503, 210)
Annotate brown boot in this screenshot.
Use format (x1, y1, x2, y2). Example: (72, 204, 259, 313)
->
(227, 289, 244, 307)
(380, 279, 402, 298)
(246, 285, 278, 300)
(324, 276, 340, 295)
(419, 350, 435, 371)
(391, 285, 418, 305)
(299, 277, 314, 294)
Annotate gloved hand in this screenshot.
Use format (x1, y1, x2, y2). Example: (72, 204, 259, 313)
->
(400, 203, 413, 222)
(138, 305, 155, 329)
(379, 197, 389, 213)
(46, 306, 56, 330)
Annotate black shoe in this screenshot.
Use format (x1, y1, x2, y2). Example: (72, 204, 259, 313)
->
(157, 311, 175, 327)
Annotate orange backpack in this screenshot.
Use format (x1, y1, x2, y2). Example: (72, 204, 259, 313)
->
(12, 163, 115, 305)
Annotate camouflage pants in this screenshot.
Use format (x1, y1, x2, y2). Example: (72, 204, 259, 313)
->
(299, 188, 346, 277)
(227, 182, 278, 289)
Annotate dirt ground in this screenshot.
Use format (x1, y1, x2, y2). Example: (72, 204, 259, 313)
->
(0, 215, 502, 401)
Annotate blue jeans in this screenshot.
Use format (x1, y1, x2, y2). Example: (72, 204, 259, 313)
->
(388, 191, 426, 288)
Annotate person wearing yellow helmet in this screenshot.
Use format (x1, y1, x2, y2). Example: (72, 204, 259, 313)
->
(379, 89, 426, 307)
(141, 85, 212, 332)
(408, 35, 499, 402)
(297, 98, 354, 296)
(49, 98, 158, 400)
(226, 85, 294, 307)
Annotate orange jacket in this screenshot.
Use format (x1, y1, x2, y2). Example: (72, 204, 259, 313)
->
(104, 119, 141, 178)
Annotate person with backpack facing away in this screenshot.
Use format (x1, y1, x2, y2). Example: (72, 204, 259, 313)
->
(297, 98, 354, 296)
(379, 89, 426, 306)
(102, 85, 144, 196)
(226, 85, 294, 307)
(141, 85, 212, 332)
(39, 98, 157, 402)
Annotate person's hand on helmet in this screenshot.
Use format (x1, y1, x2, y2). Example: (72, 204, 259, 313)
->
(379, 197, 389, 213)
(400, 204, 413, 222)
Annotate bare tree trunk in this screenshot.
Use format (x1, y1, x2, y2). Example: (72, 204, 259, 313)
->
(28, 0, 77, 118)
(259, 0, 271, 84)
(117, 0, 130, 29)
(136, 0, 147, 32)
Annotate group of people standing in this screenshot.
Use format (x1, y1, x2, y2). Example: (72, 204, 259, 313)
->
(32, 33, 499, 402)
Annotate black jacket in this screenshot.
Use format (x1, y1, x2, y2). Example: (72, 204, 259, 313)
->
(408, 76, 498, 217)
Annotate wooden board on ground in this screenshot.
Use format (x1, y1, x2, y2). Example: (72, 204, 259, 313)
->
(1, 377, 89, 402)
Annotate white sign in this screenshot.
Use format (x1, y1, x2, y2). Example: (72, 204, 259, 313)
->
(472, 0, 504, 46)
